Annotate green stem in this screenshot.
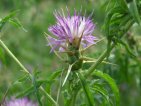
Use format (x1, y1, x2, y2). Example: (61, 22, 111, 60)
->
(68, 90, 78, 106)
(32, 76, 42, 106)
(78, 72, 95, 106)
(71, 91, 77, 106)
(0, 39, 57, 106)
(40, 87, 58, 106)
(66, 75, 79, 106)
(0, 39, 30, 75)
(85, 18, 134, 78)
(85, 44, 114, 77)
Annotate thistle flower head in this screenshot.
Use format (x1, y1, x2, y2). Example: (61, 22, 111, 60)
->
(47, 9, 97, 52)
(5, 98, 38, 106)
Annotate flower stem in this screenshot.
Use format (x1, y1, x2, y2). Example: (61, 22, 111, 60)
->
(85, 44, 115, 77)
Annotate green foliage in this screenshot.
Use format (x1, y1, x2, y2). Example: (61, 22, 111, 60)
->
(0, 10, 24, 32)
(128, 0, 141, 25)
(92, 70, 120, 106)
(91, 84, 110, 105)
(0, 0, 141, 106)
(78, 72, 95, 106)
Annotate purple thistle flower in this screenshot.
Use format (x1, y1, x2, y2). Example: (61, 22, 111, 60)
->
(5, 98, 38, 106)
(47, 9, 97, 52)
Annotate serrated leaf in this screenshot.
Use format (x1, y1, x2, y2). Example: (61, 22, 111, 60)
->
(92, 70, 120, 106)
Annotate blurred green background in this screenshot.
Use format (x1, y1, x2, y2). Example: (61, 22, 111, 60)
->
(0, 0, 141, 106)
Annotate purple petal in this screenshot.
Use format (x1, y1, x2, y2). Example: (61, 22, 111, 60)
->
(48, 9, 97, 52)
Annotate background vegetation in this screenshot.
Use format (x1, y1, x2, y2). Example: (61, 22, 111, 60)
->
(0, 0, 141, 106)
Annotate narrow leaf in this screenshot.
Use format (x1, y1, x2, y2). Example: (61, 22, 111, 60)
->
(49, 70, 62, 81)
(132, 0, 141, 25)
(92, 70, 120, 106)
(13, 74, 29, 85)
(9, 19, 27, 32)
(0, 10, 19, 31)
(116, 39, 136, 57)
(91, 85, 111, 105)
(46, 70, 61, 93)
(128, 0, 141, 25)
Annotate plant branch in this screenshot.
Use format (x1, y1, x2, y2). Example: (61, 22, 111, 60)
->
(0, 39, 57, 106)
(40, 87, 58, 106)
(85, 44, 115, 77)
(0, 39, 30, 75)
(85, 17, 134, 78)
